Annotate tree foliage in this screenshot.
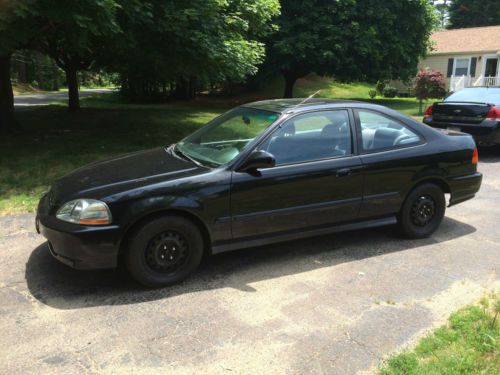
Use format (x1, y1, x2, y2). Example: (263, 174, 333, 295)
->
(429, 0, 450, 29)
(1, 0, 122, 112)
(448, 0, 500, 29)
(36, 0, 122, 110)
(0, 0, 39, 130)
(414, 69, 446, 114)
(266, 0, 436, 97)
(106, 0, 280, 99)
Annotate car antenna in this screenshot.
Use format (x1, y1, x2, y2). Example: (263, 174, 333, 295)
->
(287, 90, 321, 112)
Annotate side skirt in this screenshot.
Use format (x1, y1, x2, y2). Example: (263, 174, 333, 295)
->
(212, 216, 397, 254)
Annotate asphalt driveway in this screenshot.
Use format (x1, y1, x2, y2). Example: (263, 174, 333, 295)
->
(1, 149, 499, 374)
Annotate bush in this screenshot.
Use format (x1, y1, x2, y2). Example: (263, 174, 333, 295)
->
(414, 69, 447, 114)
(382, 86, 397, 98)
(375, 80, 386, 96)
(368, 89, 377, 99)
(414, 69, 446, 100)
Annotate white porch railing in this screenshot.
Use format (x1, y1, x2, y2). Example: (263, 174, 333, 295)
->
(482, 76, 500, 87)
(450, 75, 500, 91)
(449, 75, 470, 92)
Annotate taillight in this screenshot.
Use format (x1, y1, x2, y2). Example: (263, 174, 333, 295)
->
(424, 105, 433, 116)
(472, 147, 478, 165)
(486, 106, 500, 120)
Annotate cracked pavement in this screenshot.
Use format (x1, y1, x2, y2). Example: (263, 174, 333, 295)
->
(1, 149, 499, 374)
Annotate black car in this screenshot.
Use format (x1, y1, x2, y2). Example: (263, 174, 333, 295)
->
(423, 87, 500, 146)
(36, 99, 482, 287)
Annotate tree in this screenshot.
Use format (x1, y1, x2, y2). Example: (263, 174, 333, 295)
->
(0, 0, 38, 130)
(414, 69, 446, 115)
(35, 0, 121, 111)
(448, 0, 500, 29)
(266, 0, 436, 98)
(430, 1, 450, 29)
(105, 0, 280, 100)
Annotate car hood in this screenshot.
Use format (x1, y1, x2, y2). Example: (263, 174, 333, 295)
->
(51, 147, 206, 204)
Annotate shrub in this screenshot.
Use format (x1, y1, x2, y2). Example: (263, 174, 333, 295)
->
(375, 80, 386, 96)
(414, 69, 447, 114)
(382, 86, 397, 98)
(368, 89, 377, 99)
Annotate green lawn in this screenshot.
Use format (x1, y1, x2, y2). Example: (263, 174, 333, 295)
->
(381, 294, 500, 375)
(12, 82, 44, 96)
(2, 77, 433, 215)
(1, 99, 224, 214)
(276, 75, 433, 118)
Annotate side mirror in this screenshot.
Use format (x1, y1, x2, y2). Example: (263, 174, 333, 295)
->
(238, 150, 276, 172)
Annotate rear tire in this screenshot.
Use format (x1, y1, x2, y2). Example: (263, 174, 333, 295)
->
(398, 183, 445, 239)
(125, 215, 204, 288)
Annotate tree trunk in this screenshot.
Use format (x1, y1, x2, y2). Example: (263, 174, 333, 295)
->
(282, 72, 298, 98)
(189, 76, 197, 98)
(174, 78, 190, 100)
(0, 54, 16, 131)
(418, 99, 423, 116)
(65, 63, 80, 111)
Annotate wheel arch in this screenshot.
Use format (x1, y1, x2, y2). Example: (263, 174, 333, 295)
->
(413, 177, 450, 194)
(404, 176, 451, 207)
(117, 208, 213, 264)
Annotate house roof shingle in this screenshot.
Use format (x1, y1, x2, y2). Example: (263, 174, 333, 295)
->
(430, 25, 500, 55)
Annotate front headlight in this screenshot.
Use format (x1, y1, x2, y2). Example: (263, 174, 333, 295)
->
(56, 199, 112, 225)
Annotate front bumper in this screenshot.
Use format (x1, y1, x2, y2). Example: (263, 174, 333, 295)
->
(447, 172, 483, 207)
(36, 194, 121, 270)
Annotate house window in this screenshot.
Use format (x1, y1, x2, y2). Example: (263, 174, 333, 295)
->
(454, 58, 470, 76)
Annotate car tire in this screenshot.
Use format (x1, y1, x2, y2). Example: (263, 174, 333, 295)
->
(397, 183, 446, 239)
(125, 215, 204, 288)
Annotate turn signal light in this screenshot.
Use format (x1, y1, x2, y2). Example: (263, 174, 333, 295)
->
(486, 106, 500, 120)
(472, 148, 478, 165)
(424, 105, 433, 116)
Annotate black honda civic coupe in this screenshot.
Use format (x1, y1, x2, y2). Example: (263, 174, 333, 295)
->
(36, 99, 482, 287)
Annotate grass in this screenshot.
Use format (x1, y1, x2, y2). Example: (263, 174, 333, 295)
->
(2, 75, 434, 215)
(0, 98, 224, 214)
(12, 82, 44, 96)
(380, 293, 500, 375)
(273, 75, 434, 118)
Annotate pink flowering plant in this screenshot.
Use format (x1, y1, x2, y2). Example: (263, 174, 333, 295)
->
(414, 69, 447, 115)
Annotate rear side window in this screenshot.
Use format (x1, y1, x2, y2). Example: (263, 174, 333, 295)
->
(358, 110, 421, 152)
(259, 110, 352, 165)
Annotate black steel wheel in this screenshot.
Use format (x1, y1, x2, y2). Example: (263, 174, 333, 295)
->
(398, 183, 445, 239)
(126, 215, 204, 288)
(145, 231, 189, 274)
(410, 195, 436, 227)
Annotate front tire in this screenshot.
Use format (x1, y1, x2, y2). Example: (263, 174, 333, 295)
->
(398, 183, 445, 239)
(125, 215, 204, 288)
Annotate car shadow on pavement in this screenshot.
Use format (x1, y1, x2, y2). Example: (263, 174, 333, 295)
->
(478, 146, 500, 163)
(25, 217, 476, 310)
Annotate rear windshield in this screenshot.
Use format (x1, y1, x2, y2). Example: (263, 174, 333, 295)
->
(445, 88, 500, 106)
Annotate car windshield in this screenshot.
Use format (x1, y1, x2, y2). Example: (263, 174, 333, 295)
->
(176, 107, 280, 167)
(445, 88, 500, 106)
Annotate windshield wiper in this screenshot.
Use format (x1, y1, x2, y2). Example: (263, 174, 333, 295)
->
(174, 144, 213, 168)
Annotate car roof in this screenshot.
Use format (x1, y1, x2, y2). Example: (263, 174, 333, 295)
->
(242, 98, 366, 114)
(457, 86, 500, 90)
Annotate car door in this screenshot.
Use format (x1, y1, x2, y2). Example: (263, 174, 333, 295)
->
(230, 109, 364, 240)
(353, 109, 426, 219)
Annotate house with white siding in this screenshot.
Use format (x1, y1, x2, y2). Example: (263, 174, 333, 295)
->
(419, 25, 500, 92)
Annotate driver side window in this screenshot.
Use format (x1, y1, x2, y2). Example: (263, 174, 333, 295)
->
(259, 110, 352, 165)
